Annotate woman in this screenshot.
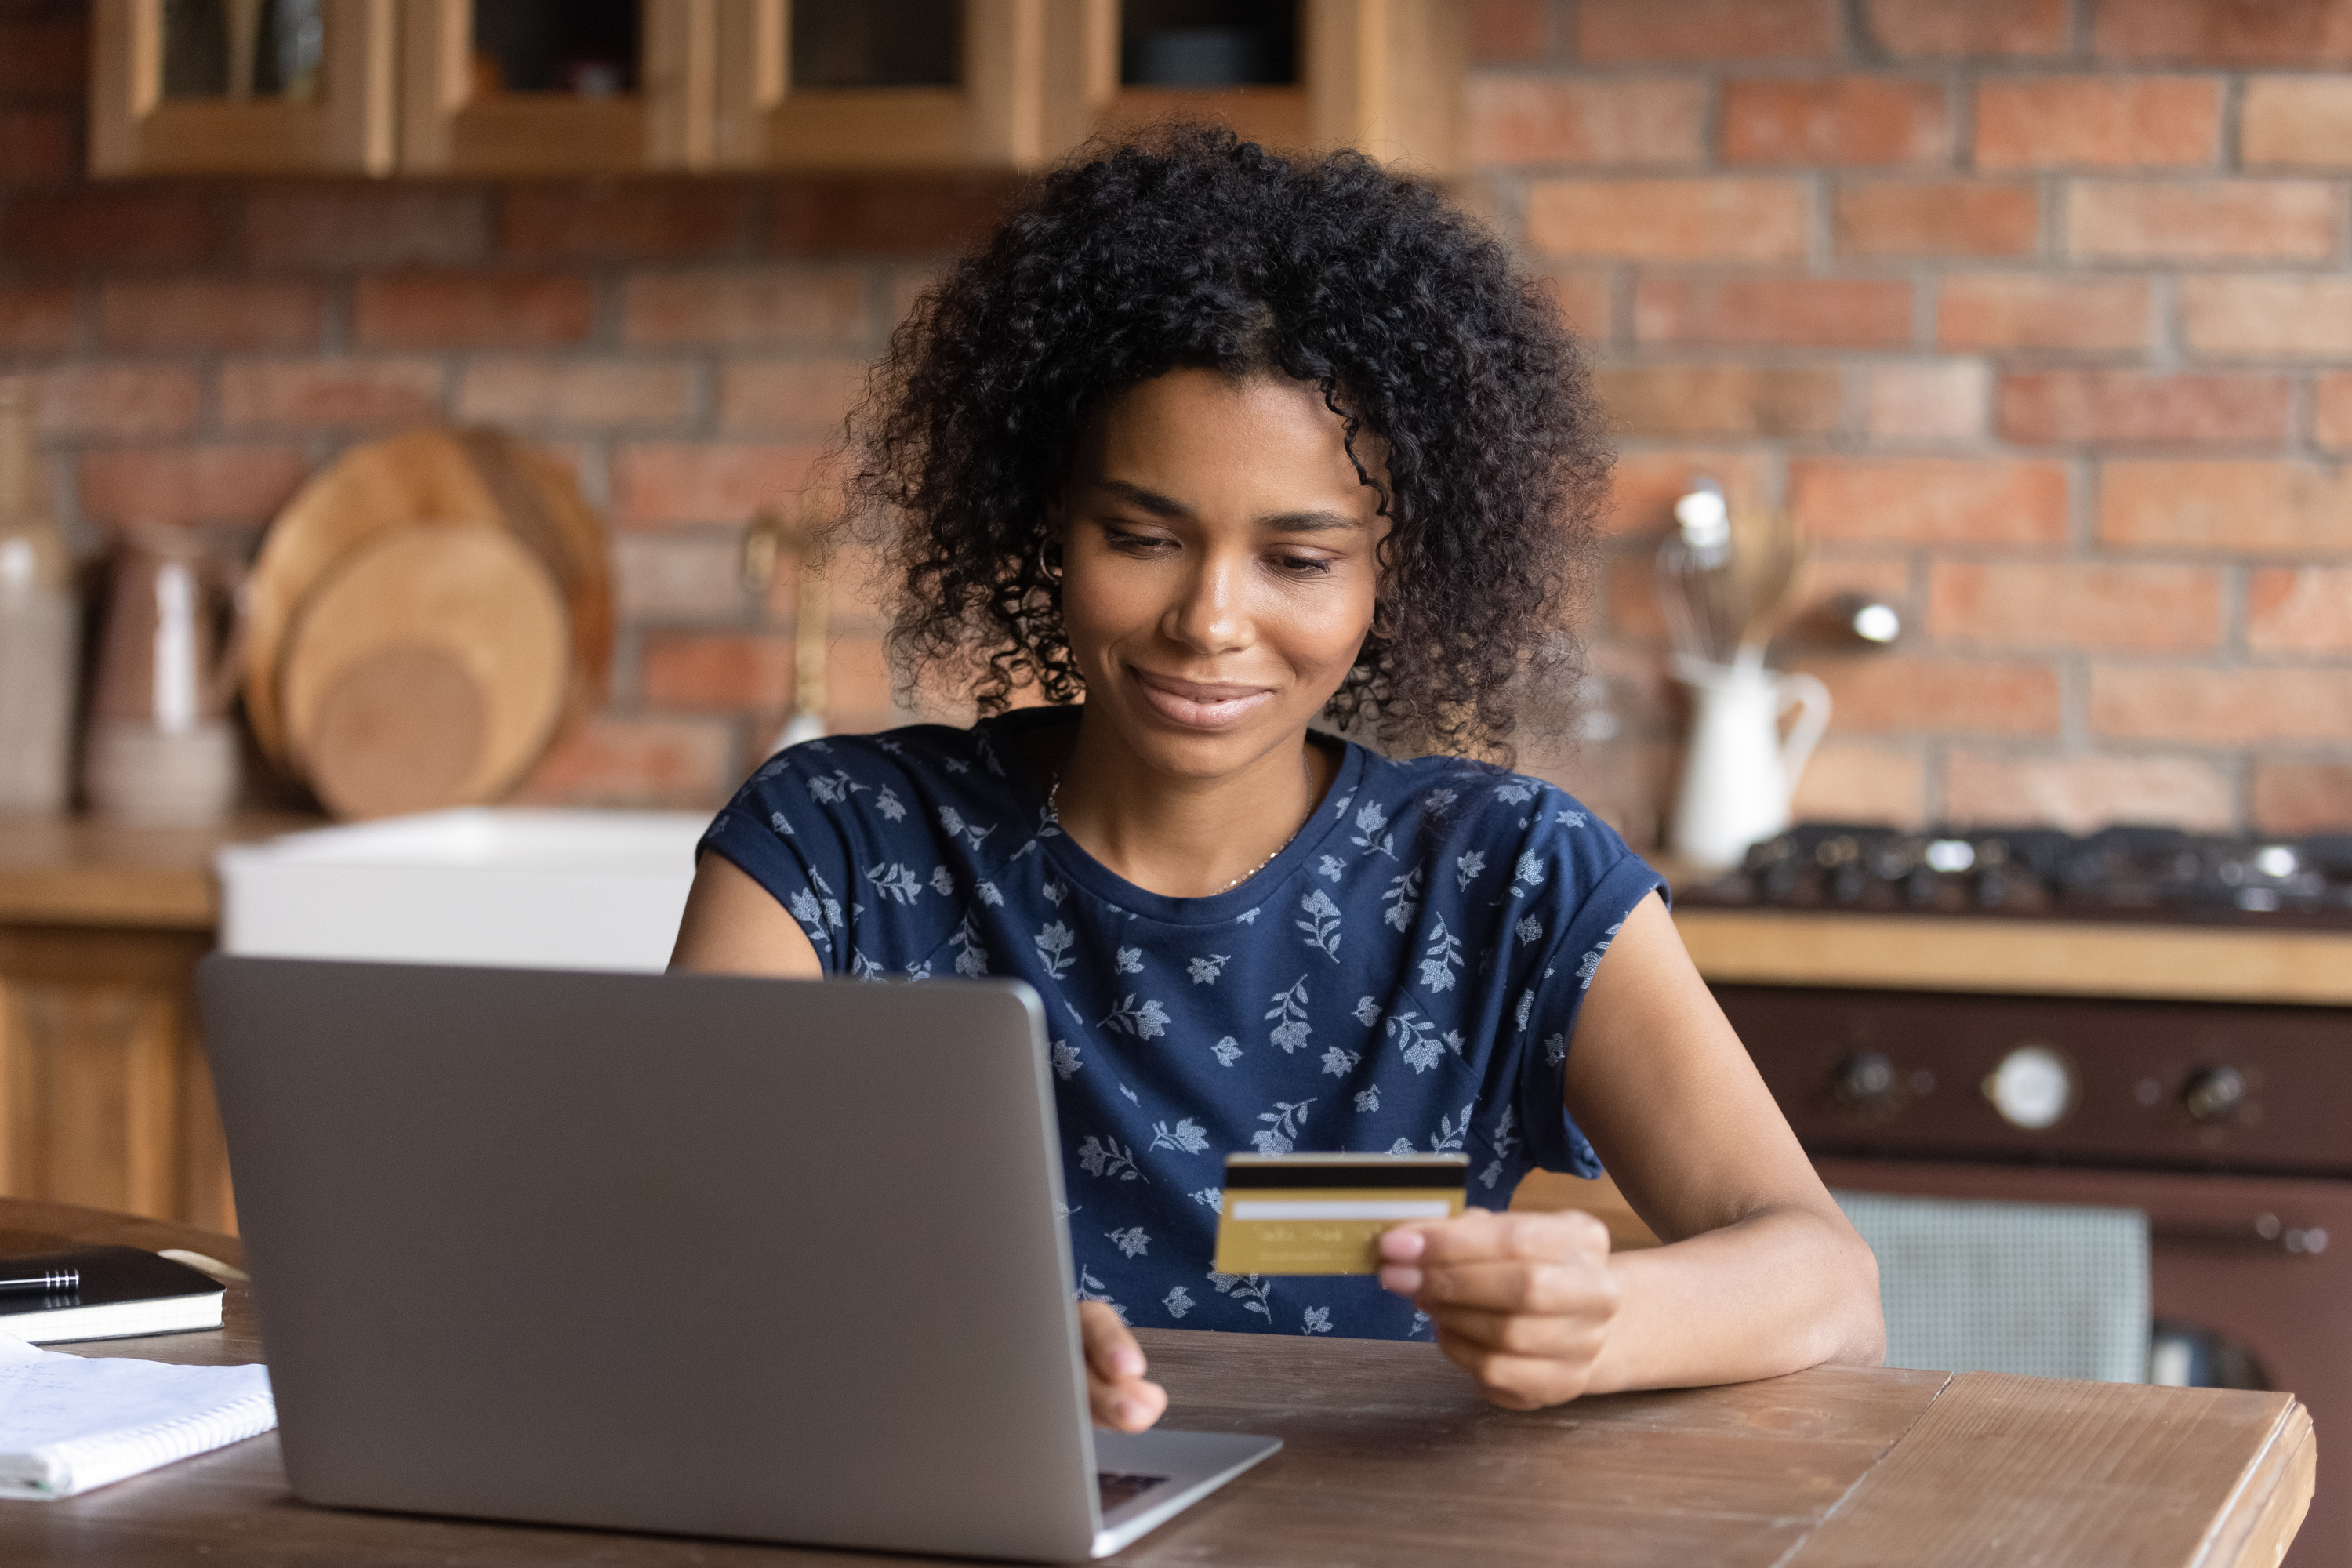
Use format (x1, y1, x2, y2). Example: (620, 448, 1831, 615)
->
(672, 127, 1881, 1433)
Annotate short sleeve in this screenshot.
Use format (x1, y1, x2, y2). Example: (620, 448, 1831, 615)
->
(1514, 837, 1669, 1178)
(698, 753, 864, 974)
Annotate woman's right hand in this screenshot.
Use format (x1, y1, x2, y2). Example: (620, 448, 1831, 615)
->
(1080, 1301, 1167, 1432)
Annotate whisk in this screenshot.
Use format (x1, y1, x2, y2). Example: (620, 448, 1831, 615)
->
(1654, 481, 1804, 671)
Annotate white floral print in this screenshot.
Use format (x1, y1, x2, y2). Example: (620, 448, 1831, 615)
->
(1301, 1306, 1332, 1335)
(1297, 889, 1343, 960)
(1101, 994, 1170, 1039)
(1078, 1135, 1148, 1183)
(1149, 1118, 1210, 1154)
(1382, 865, 1424, 931)
(1266, 977, 1312, 1054)
(1034, 920, 1076, 978)
(1386, 1010, 1443, 1073)
(865, 862, 924, 904)
(1210, 1036, 1244, 1067)
(1189, 953, 1229, 985)
(1108, 1226, 1149, 1259)
(1208, 1271, 1272, 1321)
(1163, 1286, 1196, 1319)
(1418, 916, 1464, 993)
(1051, 1039, 1082, 1080)
(1578, 920, 1626, 989)
(1454, 850, 1486, 891)
(951, 912, 988, 976)
(1251, 1098, 1313, 1155)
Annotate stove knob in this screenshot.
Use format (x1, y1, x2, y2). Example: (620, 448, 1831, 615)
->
(2182, 1066, 2248, 1126)
(1984, 1044, 2075, 1131)
(1831, 1051, 1899, 1109)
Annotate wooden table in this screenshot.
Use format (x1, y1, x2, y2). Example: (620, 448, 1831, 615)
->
(0, 1199, 2314, 1567)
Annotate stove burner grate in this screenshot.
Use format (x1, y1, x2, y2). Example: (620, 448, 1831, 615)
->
(1688, 825, 2352, 927)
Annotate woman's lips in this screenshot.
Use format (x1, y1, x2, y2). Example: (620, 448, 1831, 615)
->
(1130, 667, 1275, 730)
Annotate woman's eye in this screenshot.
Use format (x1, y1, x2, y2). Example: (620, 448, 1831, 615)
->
(1103, 528, 1172, 554)
(1272, 554, 1334, 576)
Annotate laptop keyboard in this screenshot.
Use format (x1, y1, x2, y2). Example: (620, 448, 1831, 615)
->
(1098, 1472, 1171, 1511)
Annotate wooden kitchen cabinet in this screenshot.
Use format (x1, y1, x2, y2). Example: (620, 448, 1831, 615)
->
(0, 815, 310, 1236)
(1041, 0, 1463, 174)
(711, 0, 1463, 174)
(93, 1, 1464, 178)
(89, 0, 399, 176)
(710, 0, 1049, 171)
(398, 0, 716, 174)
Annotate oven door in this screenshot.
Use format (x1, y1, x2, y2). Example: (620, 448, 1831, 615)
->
(1818, 1159, 2350, 1568)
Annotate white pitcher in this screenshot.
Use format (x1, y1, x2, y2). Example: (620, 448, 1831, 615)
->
(1668, 656, 1831, 870)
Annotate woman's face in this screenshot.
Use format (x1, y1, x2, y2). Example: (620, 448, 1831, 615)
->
(1056, 368, 1386, 780)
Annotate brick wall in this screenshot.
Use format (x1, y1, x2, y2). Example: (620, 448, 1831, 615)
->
(1479, 0, 2352, 844)
(2, 0, 2350, 841)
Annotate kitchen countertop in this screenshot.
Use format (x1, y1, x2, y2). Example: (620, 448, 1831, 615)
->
(0, 812, 317, 930)
(6, 816, 2351, 1004)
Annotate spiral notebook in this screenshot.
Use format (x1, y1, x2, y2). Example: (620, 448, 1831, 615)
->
(0, 1334, 274, 1500)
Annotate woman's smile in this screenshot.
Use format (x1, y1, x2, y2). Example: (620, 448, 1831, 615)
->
(1127, 667, 1276, 731)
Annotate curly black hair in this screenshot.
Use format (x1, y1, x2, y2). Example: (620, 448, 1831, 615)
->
(837, 123, 1612, 760)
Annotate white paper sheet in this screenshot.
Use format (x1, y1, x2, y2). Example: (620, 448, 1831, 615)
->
(0, 1333, 274, 1499)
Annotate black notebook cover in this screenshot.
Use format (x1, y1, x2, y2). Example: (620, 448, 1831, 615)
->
(0, 1246, 223, 1341)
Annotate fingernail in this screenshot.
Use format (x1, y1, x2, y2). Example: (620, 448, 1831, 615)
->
(1114, 1398, 1143, 1427)
(1378, 1265, 1421, 1295)
(1379, 1230, 1426, 1261)
(1112, 1346, 1145, 1378)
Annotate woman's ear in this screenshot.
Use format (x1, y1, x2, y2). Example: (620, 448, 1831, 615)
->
(1369, 601, 1398, 641)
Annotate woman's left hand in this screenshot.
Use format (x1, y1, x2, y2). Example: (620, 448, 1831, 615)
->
(1377, 1208, 1619, 1410)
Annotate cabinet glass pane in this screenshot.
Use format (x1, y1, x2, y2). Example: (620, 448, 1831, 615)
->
(1120, 0, 1298, 87)
(162, 0, 326, 100)
(790, 0, 960, 89)
(471, 0, 640, 97)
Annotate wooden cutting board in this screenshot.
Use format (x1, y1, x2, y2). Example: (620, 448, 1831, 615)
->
(245, 427, 612, 771)
(280, 528, 570, 821)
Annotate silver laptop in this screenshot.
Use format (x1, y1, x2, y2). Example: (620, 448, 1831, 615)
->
(198, 956, 1279, 1561)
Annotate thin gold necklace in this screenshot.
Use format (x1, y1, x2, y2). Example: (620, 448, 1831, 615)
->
(1048, 756, 1315, 895)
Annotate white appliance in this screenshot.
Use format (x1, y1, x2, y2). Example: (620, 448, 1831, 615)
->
(216, 808, 708, 972)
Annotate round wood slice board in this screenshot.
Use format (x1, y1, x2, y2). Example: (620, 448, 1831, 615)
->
(245, 426, 612, 768)
(280, 527, 571, 821)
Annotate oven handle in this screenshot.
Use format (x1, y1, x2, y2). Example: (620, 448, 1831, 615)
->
(2151, 1215, 2329, 1255)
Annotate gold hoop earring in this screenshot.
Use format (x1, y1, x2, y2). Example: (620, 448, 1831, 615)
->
(1036, 535, 1063, 584)
(1369, 604, 1397, 641)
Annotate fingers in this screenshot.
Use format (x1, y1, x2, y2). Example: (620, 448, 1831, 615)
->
(1432, 1334, 1595, 1410)
(1377, 1210, 1613, 1308)
(1382, 1208, 1611, 1268)
(1375, 1210, 1621, 1412)
(1078, 1301, 1167, 1433)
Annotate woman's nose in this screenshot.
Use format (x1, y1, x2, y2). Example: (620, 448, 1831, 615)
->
(1166, 557, 1247, 652)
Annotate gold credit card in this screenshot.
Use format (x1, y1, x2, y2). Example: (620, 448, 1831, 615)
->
(1213, 1153, 1471, 1276)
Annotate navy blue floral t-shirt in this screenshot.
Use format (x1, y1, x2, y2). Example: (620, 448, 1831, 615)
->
(700, 708, 1665, 1342)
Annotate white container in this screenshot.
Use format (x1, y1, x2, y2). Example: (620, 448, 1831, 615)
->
(1668, 657, 1832, 871)
(216, 808, 710, 972)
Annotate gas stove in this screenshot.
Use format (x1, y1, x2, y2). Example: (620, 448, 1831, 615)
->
(1679, 824, 2352, 927)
